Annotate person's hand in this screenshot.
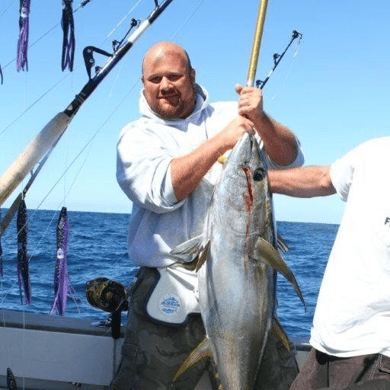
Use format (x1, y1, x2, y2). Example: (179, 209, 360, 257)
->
(219, 116, 255, 151)
(235, 84, 264, 123)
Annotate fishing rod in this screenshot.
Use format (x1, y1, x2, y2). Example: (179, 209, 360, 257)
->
(0, 146, 56, 235)
(256, 30, 302, 90)
(0, 0, 174, 208)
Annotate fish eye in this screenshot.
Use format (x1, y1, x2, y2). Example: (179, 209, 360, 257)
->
(253, 167, 266, 181)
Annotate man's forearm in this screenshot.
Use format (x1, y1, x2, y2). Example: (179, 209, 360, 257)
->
(171, 116, 255, 201)
(254, 114, 298, 166)
(268, 165, 336, 198)
(170, 132, 228, 201)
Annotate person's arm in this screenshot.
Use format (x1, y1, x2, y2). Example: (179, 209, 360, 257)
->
(171, 116, 255, 201)
(235, 85, 298, 166)
(268, 166, 336, 198)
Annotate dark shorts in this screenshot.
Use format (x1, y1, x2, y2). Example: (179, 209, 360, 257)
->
(110, 267, 299, 390)
(290, 348, 390, 390)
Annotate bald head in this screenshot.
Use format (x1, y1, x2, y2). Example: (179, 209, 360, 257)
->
(141, 42, 196, 119)
(142, 42, 193, 76)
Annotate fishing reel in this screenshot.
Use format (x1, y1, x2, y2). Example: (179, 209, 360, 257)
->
(86, 277, 128, 313)
(86, 277, 128, 340)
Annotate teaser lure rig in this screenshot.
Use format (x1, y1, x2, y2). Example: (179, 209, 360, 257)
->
(17, 0, 90, 73)
(0, 0, 174, 224)
(0, 0, 174, 306)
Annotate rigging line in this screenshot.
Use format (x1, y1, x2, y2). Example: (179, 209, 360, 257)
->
(0, 70, 73, 136)
(33, 80, 141, 214)
(169, 0, 206, 41)
(60, 142, 93, 210)
(0, 209, 58, 306)
(57, 64, 122, 210)
(1, 23, 59, 72)
(0, 0, 16, 18)
(106, 0, 144, 39)
(0, 132, 62, 236)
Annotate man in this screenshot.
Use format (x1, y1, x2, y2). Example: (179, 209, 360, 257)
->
(268, 137, 390, 389)
(110, 41, 304, 390)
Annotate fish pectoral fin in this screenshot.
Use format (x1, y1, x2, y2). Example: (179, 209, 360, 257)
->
(195, 241, 210, 272)
(178, 258, 199, 271)
(254, 237, 306, 308)
(170, 235, 204, 261)
(171, 236, 210, 272)
(173, 337, 212, 382)
(271, 317, 292, 352)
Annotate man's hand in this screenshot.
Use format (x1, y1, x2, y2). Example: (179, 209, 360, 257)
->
(219, 116, 255, 151)
(234, 83, 299, 166)
(235, 84, 264, 123)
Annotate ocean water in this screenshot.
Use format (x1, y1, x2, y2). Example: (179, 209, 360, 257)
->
(0, 209, 338, 339)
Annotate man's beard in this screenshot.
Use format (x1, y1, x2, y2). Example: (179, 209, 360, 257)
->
(154, 99, 187, 119)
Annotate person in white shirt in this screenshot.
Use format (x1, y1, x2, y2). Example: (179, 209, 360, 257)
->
(110, 41, 304, 390)
(268, 137, 390, 390)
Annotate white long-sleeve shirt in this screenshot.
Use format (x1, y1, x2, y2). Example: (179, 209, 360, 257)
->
(117, 84, 304, 268)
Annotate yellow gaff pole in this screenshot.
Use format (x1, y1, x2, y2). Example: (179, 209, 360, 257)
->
(217, 0, 268, 166)
(246, 0, 269, 87)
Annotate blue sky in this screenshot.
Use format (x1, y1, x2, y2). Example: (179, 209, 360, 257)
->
(0, 0, 389, 224)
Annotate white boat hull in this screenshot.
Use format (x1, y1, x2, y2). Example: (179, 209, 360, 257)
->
(0, 309, 309, 389)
